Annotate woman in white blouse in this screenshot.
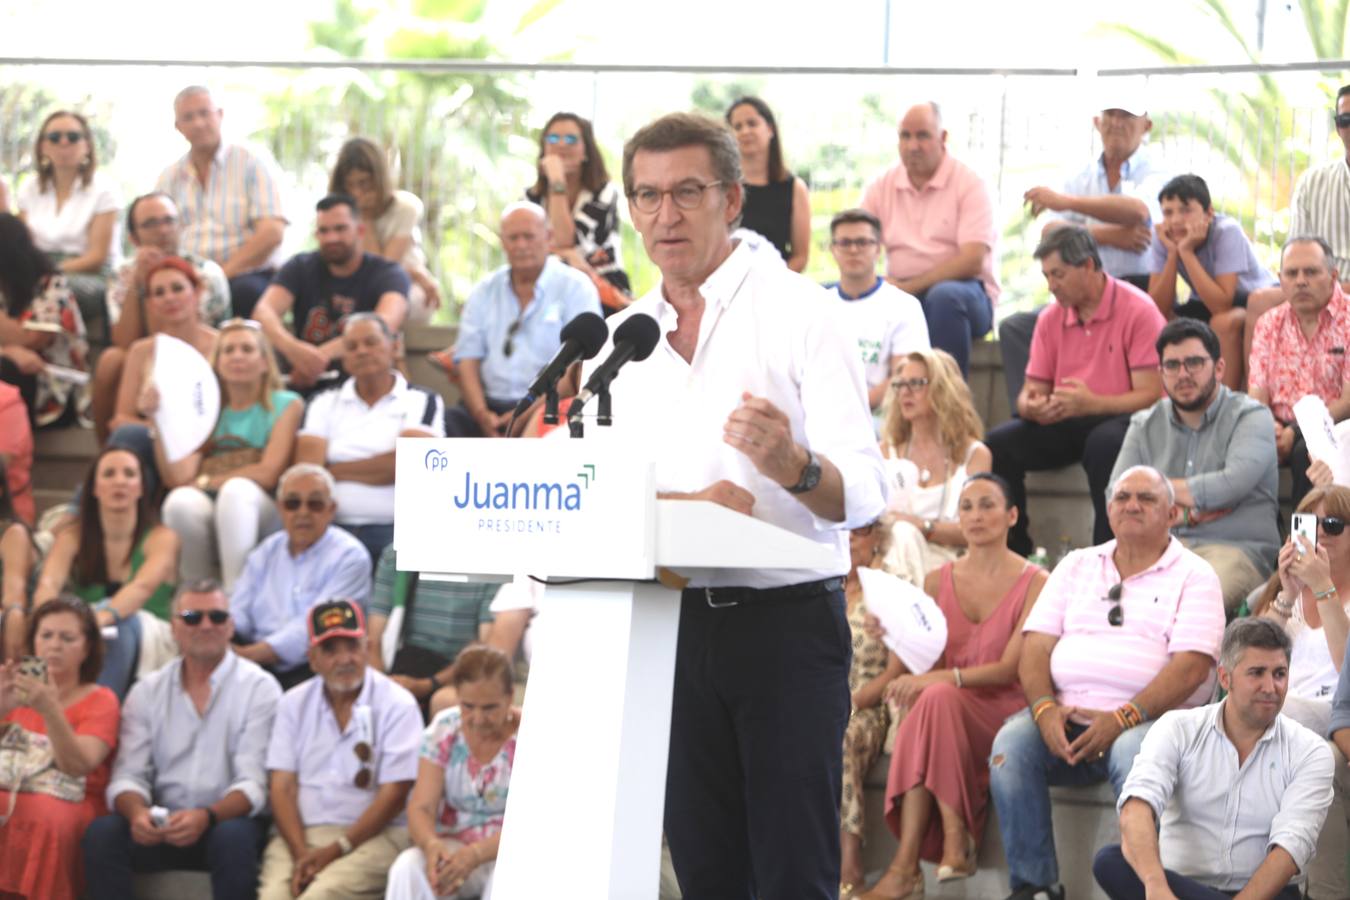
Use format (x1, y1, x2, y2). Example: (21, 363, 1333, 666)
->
(17, 111, 119, 338)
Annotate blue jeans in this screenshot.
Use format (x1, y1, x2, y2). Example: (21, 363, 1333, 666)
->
(96, 609, 141, 700)
(227, 269, 276, 319)
(82, 812, 264, 900)
(989, 709, 1153, 890)
(1093, 844, 1300, 900)
(915, 278, 993, 377)
(338, 522, 389, 573)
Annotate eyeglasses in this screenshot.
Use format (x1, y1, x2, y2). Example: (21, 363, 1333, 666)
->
(832, 238, 878, 250)
(502, 316, 523, 357)
(890, 377, 930, 393)
(1160, 355, 1211, 374)
(281, 496, 329, 512)
(135, 215, 178, 230)
(179, 609, 230, 626)
(1103, 583, 1124, 627)
(1335, 113, 1350, 129)
(44, 130, 84, 145)
(1321, 516, 1347, 536)
(545, 133, 580, 145)
(219, 317, 262, 331)
(628, 181, 725, 214)
(353, 741, 372, 788)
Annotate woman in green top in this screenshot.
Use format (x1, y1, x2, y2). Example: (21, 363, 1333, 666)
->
(34, 446, 178, 699)
(158, 318, 303, 589)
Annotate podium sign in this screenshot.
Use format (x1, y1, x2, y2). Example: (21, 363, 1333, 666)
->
(393, 437, 656, 580)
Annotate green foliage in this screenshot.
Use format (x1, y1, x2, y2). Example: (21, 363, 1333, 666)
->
(0, 83, 117, 190)
(690, 79, 765, 116)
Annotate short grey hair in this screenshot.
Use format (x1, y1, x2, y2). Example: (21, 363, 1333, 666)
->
(341, 312, 393, 340)
(621, 112, 743, 229)
(277, 463, 337, 499)
(171, 577, 225, 615)
(500, 200, 547, 226)
(1281, 235, 1337, 274)
(1033, 224, 1104, 272)
(1107, 464, 1175, 505)
(1219, 617, 1291, 671)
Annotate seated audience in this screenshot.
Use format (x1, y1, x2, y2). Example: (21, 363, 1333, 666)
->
(386, 646, 519, 900)
(839, 518, 905, 894)
(1249, 236, 1350, 512)
(1111, 318, 1278, 613)
(94, 191, 230, 442)
(1095, 618, 1332, 900)
(330, 137, 442, 322)
(0, 597, 118, 900)
(989, 465, 1225, 900)
(526, 112, 632, 310)
(987, 226, 1164, 555)
(825, 208, 930, 410)
(157, 319, 302, 589)
(445, 201, 600, 437)
(17, 109, 119, 341)
(0, 380, 34, 524)
(1, 454, 39, 662)
(0, 212, 89, 427)
(1252, 487, 1350, 900)
(368, 545, 499, 715)
(1146, 173, 1276, 387)
(879, 348, 990, 584)
(726, 96, 811, 272)
(82, 580, 280, 900)
(860, 101, 997, 376)
(33, 447, 179, 699)
(1004, 93, 1166, 410)
(156, 85, 287, 318)
(229, 463, 372, 689)
(259, 599, 420, 900)
(254, 193, 410, 394)
(296, 314, 444, 562)
(860, 474, 1046, 900)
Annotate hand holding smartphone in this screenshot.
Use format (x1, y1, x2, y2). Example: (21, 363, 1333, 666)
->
(1292, 513, 1319, 555)
(17, 656, 47, 683)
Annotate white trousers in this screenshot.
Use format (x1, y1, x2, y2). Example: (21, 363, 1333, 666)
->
(384, 841, 494, 900)
(162, 478, 282, 590)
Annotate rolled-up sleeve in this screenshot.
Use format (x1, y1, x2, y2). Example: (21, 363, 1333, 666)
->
(230, 674, 281, 815)
(1187, 404, 1277, 511)
(105, 680, 156, 808)
(1117, 711, 1183, 819)
(1269, 738, 1334, 871)
(800, 303, 886, 530)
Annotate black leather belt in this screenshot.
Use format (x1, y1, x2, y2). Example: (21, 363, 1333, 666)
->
(689, 577, 844, 609)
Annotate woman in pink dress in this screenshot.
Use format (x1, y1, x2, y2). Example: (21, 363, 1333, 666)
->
(860, 473, 1046, 900)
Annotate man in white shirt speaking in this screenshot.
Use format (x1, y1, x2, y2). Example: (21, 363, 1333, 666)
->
(582, 112, 887, 898)
(1094, 617, 1333, 900)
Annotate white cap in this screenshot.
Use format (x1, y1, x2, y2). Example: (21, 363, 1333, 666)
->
(858, 566, 948, 674)
(1098, 77, 1149, 117)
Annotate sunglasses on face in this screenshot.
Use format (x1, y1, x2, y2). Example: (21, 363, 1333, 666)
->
(44, 130, 84, 145)
(1335, 113, 1350, 129)
(353, 741, 373, 788)
(1320, 516, 1347, 536)
(1160, 355, 1211, 374)
(179, 609, 230, 626)
(1103, 583, 1124, 627)
(890, 377, 930, 393)
(281, 496, 329, 513)
(545, 133, 580, 145)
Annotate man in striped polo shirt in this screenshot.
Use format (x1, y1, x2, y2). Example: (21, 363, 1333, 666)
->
(988, 464, 1226, 900)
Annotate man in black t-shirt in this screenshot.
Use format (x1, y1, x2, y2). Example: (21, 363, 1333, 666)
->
(254, 193, 410, 391)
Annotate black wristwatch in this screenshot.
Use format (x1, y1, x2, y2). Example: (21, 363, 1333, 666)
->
(204, 807, 218, 829)
(786, 449, 822, 495)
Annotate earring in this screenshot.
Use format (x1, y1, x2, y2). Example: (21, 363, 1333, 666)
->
(80, 156, 91, 170)
(39, 157, 51, 172)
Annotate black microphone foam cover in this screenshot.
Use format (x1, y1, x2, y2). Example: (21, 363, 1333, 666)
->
(561, 311, 609, 360)
(613, 313, 661, 362)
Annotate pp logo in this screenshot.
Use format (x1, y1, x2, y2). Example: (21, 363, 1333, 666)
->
(424, 449, 449, 473)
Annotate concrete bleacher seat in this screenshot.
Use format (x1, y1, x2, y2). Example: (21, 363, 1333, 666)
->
(134, 871, 211, 898)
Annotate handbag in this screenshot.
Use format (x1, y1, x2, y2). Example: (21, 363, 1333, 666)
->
(199, 434, 263, 478)
(0, 721, 86, 824)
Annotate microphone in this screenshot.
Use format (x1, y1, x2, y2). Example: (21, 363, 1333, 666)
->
(571, 313, 661, 415)
(510, 312, 608, 419)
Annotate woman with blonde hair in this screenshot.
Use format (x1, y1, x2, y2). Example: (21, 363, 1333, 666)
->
(878, 348, 990, 584)
(157, 318, 302, 588)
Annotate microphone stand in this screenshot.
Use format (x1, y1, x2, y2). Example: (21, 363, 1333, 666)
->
(543, 387, 560, 426)
(596, 386, 613, 427)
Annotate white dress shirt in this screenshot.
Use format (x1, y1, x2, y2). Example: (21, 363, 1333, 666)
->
(107, 652, 281, 814)
(1120, 700, 1333, 890)
(17, 172, 121, 260)
(580, 240, 887, 588)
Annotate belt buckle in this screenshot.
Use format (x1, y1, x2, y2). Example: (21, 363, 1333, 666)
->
(705, 588, 739, 609)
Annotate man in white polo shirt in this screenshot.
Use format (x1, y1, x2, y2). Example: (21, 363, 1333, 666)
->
(296, 313, 444, 565)
(988, 465, 1225, 900)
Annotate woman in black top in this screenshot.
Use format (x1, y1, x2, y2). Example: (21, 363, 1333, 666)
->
(726, 96, 812, 272)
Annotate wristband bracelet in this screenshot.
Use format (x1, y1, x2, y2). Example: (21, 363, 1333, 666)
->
(952, 667, 964, 688)
(1032, 699, 1057, 722)
(1315, 586, 1340, 601)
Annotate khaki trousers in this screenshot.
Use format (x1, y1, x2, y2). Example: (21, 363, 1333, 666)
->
(257, 824, 410, 900)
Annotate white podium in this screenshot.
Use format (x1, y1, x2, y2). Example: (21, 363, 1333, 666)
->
(395, 439, 837, 898)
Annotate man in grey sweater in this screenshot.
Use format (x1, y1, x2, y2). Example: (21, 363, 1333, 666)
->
(1110, 318, 1278, 614)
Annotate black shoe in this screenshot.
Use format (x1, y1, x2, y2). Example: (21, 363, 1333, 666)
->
(1004, 885, 1065, 900)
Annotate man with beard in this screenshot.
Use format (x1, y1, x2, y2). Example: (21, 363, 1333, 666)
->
(258, 598, 421, 900)
(1094, 617, 1332, 900)
(254, 193, 410, 394)
(1110, 318, 1278, 614)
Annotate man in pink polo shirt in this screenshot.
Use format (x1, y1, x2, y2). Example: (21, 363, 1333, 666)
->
(860, 101, 996, 376)
(988, 226, 1164, 555)
(989, 464, 1224, 900)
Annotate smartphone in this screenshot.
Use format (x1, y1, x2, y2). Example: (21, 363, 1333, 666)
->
(18, 656, 47, 683)
(1292, 513, 1319, 555)
(149, 805, 170, 828)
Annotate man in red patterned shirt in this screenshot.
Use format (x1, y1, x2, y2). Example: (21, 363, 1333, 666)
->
(1247, 236, 1350, 510)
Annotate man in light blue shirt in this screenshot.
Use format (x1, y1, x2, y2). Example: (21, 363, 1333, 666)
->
(230, 463, 372, 688)
(446, 201, 601, 436)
